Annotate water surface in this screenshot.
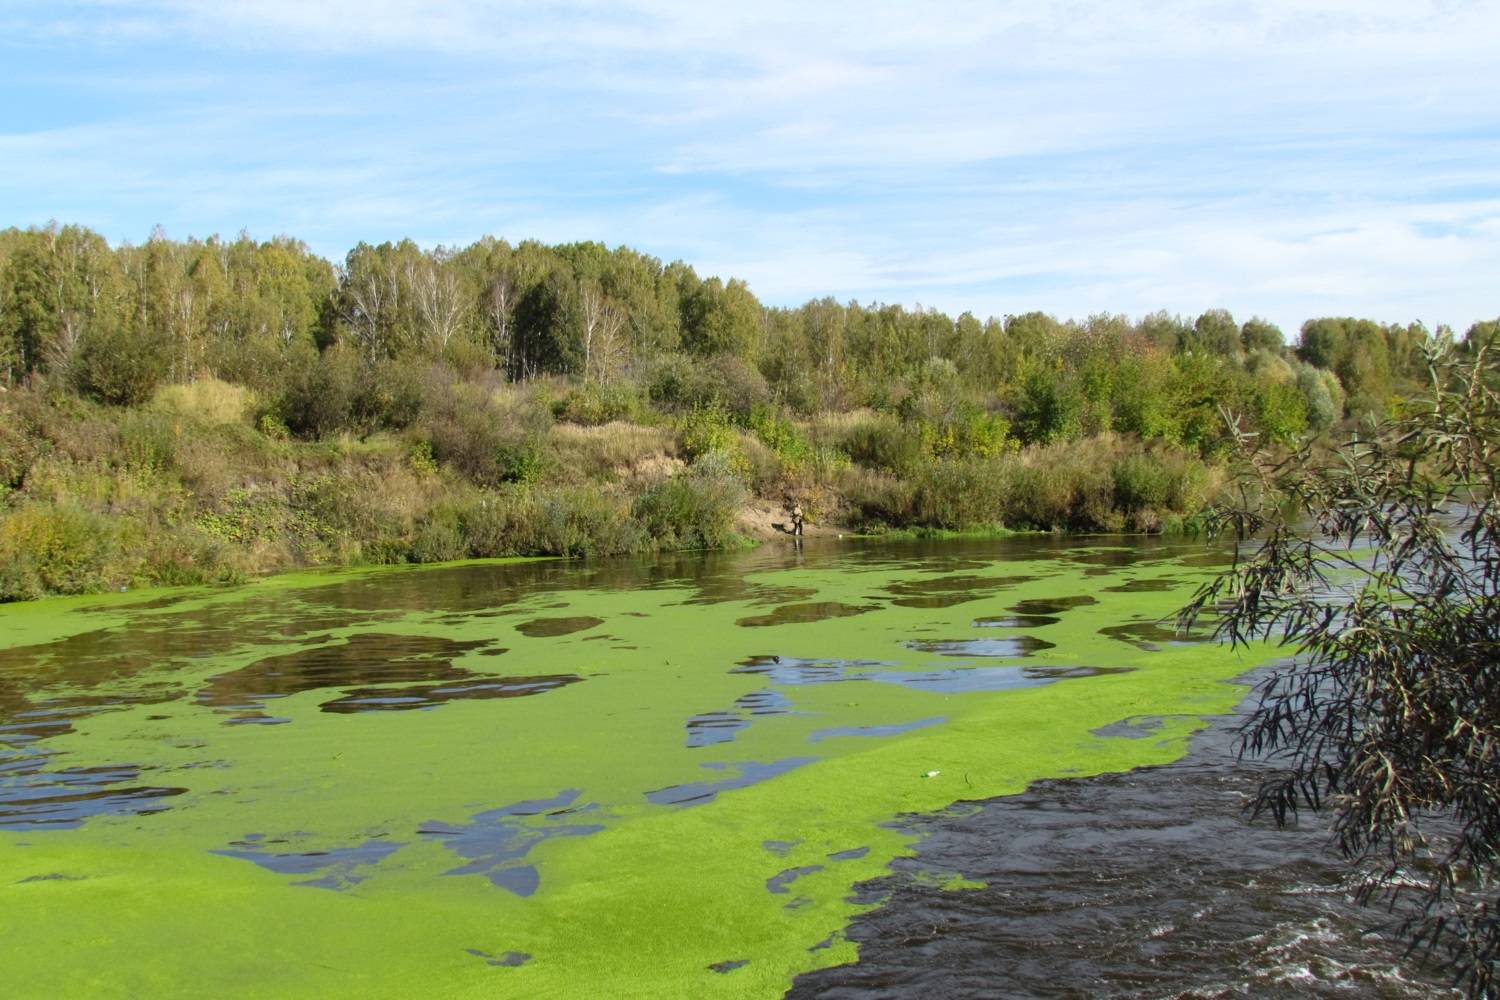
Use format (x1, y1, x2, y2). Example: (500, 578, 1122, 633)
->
(0, 536, 1300, 997)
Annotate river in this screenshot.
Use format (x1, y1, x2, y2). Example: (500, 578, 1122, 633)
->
(0, 536, 1456, 997)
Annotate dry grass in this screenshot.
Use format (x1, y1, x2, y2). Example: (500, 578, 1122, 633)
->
(149, 378, 256, 425)
(547, 421, 678, 482)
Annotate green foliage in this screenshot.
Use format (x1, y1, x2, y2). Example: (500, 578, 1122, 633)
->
(72, 325, 173, 406)
(0, 502, 120, 599)
(839, 413, 925, 475)
(677, 405, 739, 462)
(1014, 367, 1085, 444)
(552, 381, 645, 425)
(632, 453, 748, 550)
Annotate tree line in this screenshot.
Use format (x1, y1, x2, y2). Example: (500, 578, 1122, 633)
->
(3, 222, 1485, 454)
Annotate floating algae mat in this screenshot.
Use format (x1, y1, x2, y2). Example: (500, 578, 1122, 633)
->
(0, 536, 1277, 998)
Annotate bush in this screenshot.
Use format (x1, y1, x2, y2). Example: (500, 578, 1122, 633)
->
(445, 486, 645, 560)
(552, 381, 647, 426)
(278, 346, 361, 438)
(840, 413, 925, 474)
(645, 353, 769, 418)
(910, 458, 1010, 530)
(633, 452, 748, 550)
(0, 502, 121, 599)
(72, 326, 173, 406)
(418, 376, 546, 486)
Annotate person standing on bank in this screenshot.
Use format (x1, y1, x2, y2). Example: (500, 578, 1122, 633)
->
(791, 501, 804, 536)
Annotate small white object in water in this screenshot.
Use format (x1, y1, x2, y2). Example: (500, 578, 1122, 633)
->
(923, 770, 940, 778)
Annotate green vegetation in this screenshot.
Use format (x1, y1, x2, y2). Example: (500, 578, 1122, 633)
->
(0, 221, 1484, 600)
(1185, 340, 1500, 997)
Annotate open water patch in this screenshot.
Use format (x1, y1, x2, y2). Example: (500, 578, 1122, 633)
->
(883, 574, 1039, 609)
(1008, 596, 1099, 616)
(972, 614, 1060, 629)
(466, 948, 531, 968)
(1102, 578, 1185, 593)
(809, 718, 945, 743)
(685, 689, 797, 747)
(645, 758, 817, 807)
(902, 636, 1057, 658)
(420, 789, 604, 896)
(1100, 621, 1206, 651)
(0, 757, 186, 830)
(732, 656, 882, 684)
(211, 834, 404, 890)
(768, 864, 824, 894)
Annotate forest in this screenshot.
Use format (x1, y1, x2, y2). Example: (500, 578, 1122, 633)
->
(0, 221, 1488, 601)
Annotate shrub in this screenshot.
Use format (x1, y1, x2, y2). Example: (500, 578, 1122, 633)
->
(278, 346, 361, 438)
(910, 458, 1011, 530)
(840, 413, 925, 475)
(645, 353, 769, 418)
(0, 502, 121, 599)
(418, 377, 545, 486)
(633, 452, 748, 550)
(553, 381, 646, 426)
(72, 326, 173, 406)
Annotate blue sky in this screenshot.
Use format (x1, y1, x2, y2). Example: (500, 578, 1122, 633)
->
(3, 1, 1498, 336)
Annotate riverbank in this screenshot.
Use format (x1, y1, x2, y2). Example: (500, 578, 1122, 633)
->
(0, 378, 1219, 602)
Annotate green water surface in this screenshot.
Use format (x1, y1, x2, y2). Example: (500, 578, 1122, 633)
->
(0, 536, 1276, 998)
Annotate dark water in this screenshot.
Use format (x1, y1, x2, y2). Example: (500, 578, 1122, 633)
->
(787, 702, 1460, 999)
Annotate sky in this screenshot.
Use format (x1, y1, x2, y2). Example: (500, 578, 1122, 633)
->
(2, 0, 1498, 337)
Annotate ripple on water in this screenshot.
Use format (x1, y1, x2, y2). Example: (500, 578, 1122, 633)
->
(685, 689, 797, 748)
(0, 758, 187, 830)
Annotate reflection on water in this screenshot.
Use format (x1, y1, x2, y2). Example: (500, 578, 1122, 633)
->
(515, 616, 604, 637)
(197, 633, 497, 713)
(903, 636, 1057, 657)
(736, 602, 880, 627)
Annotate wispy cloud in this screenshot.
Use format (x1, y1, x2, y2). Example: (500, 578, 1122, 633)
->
(2, 1, 1497, 334)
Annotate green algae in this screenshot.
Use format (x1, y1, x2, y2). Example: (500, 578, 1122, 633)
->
(0, 537, 1277, 998)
